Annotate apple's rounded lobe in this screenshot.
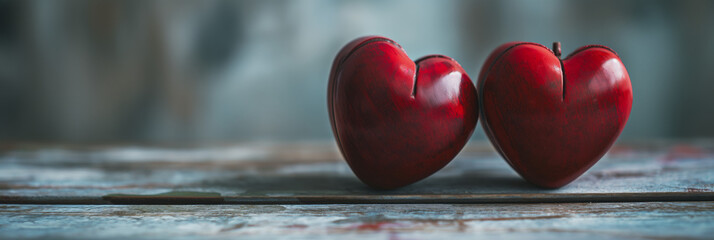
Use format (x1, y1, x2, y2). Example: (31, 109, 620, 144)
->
(329, 36, 478, 189)
(478, 42, 632, 188)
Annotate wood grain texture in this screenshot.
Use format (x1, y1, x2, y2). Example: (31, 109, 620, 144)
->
(1, 202, 712, 239)
(0, 141, 713, 204)
(0, 141, 712, 238)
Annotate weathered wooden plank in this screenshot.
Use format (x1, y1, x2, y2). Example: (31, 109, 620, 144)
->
(1, 141, 713, 204)
(3, 192, 714, 205)
(1, 202, 712, 239)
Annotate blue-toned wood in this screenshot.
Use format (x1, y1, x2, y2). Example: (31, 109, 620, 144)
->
(1, 202, 712, 239)
(0, 141, 712, 238)
(0, 142, 712, 203)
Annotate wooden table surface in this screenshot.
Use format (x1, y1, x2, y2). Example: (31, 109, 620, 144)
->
(1, 141, 713, 239)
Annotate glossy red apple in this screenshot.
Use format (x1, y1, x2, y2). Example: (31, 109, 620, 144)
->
(478, 42, 632, 188)
(328, 36, 478, 189)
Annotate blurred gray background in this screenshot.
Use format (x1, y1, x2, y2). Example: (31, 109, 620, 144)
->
(0, 0, 713, 143)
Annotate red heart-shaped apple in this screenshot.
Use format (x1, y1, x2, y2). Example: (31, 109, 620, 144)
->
(329, 36, 478, 189)
(478, 42, 632, 188)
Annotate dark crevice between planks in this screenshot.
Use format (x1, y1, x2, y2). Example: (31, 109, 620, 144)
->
(1, 192, 713, 205)
(102, 191, 224, 204)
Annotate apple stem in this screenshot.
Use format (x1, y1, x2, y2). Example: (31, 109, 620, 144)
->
(553, 42, 562, 58)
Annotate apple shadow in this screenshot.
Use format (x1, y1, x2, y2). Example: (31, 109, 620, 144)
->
(206, 170, 541, 195)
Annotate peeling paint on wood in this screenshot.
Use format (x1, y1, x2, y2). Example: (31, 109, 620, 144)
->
(0, 141, 712, 238)
(1, 142, 713, 204)
(0, 202, 712, 239)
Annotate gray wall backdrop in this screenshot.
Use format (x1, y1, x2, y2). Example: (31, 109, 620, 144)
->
(1, 0, 713, 143)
